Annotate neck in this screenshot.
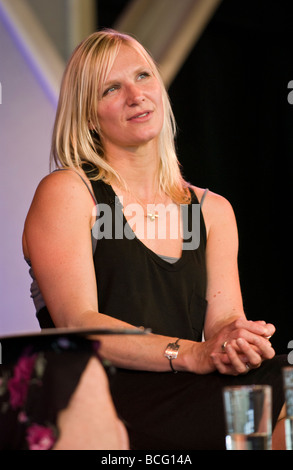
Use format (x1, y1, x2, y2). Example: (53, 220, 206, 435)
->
(105, 141, 160, 199)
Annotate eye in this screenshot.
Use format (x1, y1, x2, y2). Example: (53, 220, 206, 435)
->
(102, 84, 120, 97)
(137, 71, 151, 81)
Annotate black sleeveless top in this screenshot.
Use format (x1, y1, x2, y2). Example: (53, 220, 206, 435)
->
(91, 181, 207, 341)
(37, 180, 207, 341)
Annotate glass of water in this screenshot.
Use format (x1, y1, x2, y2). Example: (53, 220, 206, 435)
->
(223, 385, 272, 450)
(282, 367, 293, 450)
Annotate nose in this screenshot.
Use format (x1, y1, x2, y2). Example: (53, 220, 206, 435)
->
(125, 83, 145, 106)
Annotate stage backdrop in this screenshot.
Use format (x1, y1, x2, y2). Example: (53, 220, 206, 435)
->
(0, 11, 56, 334)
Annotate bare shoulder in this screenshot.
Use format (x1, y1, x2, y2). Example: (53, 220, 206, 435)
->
(23, 169, 96, 259)
(191, 185, 237, 235)
(35, 168, 90, 196)
(30, 169, 95, 211)
(24, 170, 95, 239)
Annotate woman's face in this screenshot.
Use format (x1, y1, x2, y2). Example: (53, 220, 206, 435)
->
(96, 44, 164, 154)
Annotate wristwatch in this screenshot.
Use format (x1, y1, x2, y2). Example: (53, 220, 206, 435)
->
(164, 338, 180, 373)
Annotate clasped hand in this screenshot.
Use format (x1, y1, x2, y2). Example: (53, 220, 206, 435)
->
(208, 318, 275, 376)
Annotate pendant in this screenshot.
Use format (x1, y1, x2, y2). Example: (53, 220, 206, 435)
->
(147, 212, 159, 221)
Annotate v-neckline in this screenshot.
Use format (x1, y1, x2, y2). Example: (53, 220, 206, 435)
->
(104, 183, 187, 270)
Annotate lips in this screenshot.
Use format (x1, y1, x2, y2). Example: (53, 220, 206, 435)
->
(127, 110, 152, 121)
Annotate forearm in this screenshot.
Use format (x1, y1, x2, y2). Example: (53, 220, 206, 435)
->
(204, 311, 246, 341)
(61, 309, 204, 373)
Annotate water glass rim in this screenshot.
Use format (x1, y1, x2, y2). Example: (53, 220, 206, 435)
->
(282, 366, 293, 371)
(223, 384, 272, 393)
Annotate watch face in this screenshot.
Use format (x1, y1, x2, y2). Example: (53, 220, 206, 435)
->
(164, 342, 180, 360)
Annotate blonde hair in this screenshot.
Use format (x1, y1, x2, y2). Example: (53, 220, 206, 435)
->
(50, 29, 191, 203)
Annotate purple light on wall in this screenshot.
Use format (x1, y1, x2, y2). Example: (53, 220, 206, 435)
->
(0, 2, 59, 108)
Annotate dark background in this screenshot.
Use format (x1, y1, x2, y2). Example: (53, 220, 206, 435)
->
(97, 0, 293, 354)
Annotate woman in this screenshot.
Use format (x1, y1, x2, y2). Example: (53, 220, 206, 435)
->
(23, 29, 286, 449)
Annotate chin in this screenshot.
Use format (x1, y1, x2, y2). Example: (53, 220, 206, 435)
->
(131, 128, 162, 146)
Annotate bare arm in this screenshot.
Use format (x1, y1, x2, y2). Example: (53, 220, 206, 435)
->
(23, 171, 185, 371)
(194, 189, 275, 374)
(203, 191, 245, 339)
(23, 174, 274, 375)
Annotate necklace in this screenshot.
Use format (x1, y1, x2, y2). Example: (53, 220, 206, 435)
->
(120, 186, 160, 221)
(131, 188, 159, 221)
(147, 211, 159, 222)
(114, 179, 161, 221)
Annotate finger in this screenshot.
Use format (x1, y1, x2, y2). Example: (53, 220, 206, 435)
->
(225, 343, 250, 374)
(230, 329, 275, 358)
(210, 353, 237, 375)
(243, 333, 275, 360)
(221, 338, 249, 358)
(261, 322, 275, 338)
(254, 321, 274, 337)
(233, 318, 275, 338)
(221, 351, 248, 365)
(236, 338, 263, 368)
(226, 337, 261, 355)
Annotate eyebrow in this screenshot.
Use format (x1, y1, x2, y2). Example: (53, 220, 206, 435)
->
(102, 65, 152, 89)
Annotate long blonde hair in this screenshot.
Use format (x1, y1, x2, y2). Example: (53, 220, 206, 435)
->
(50, 29, 191, 203)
